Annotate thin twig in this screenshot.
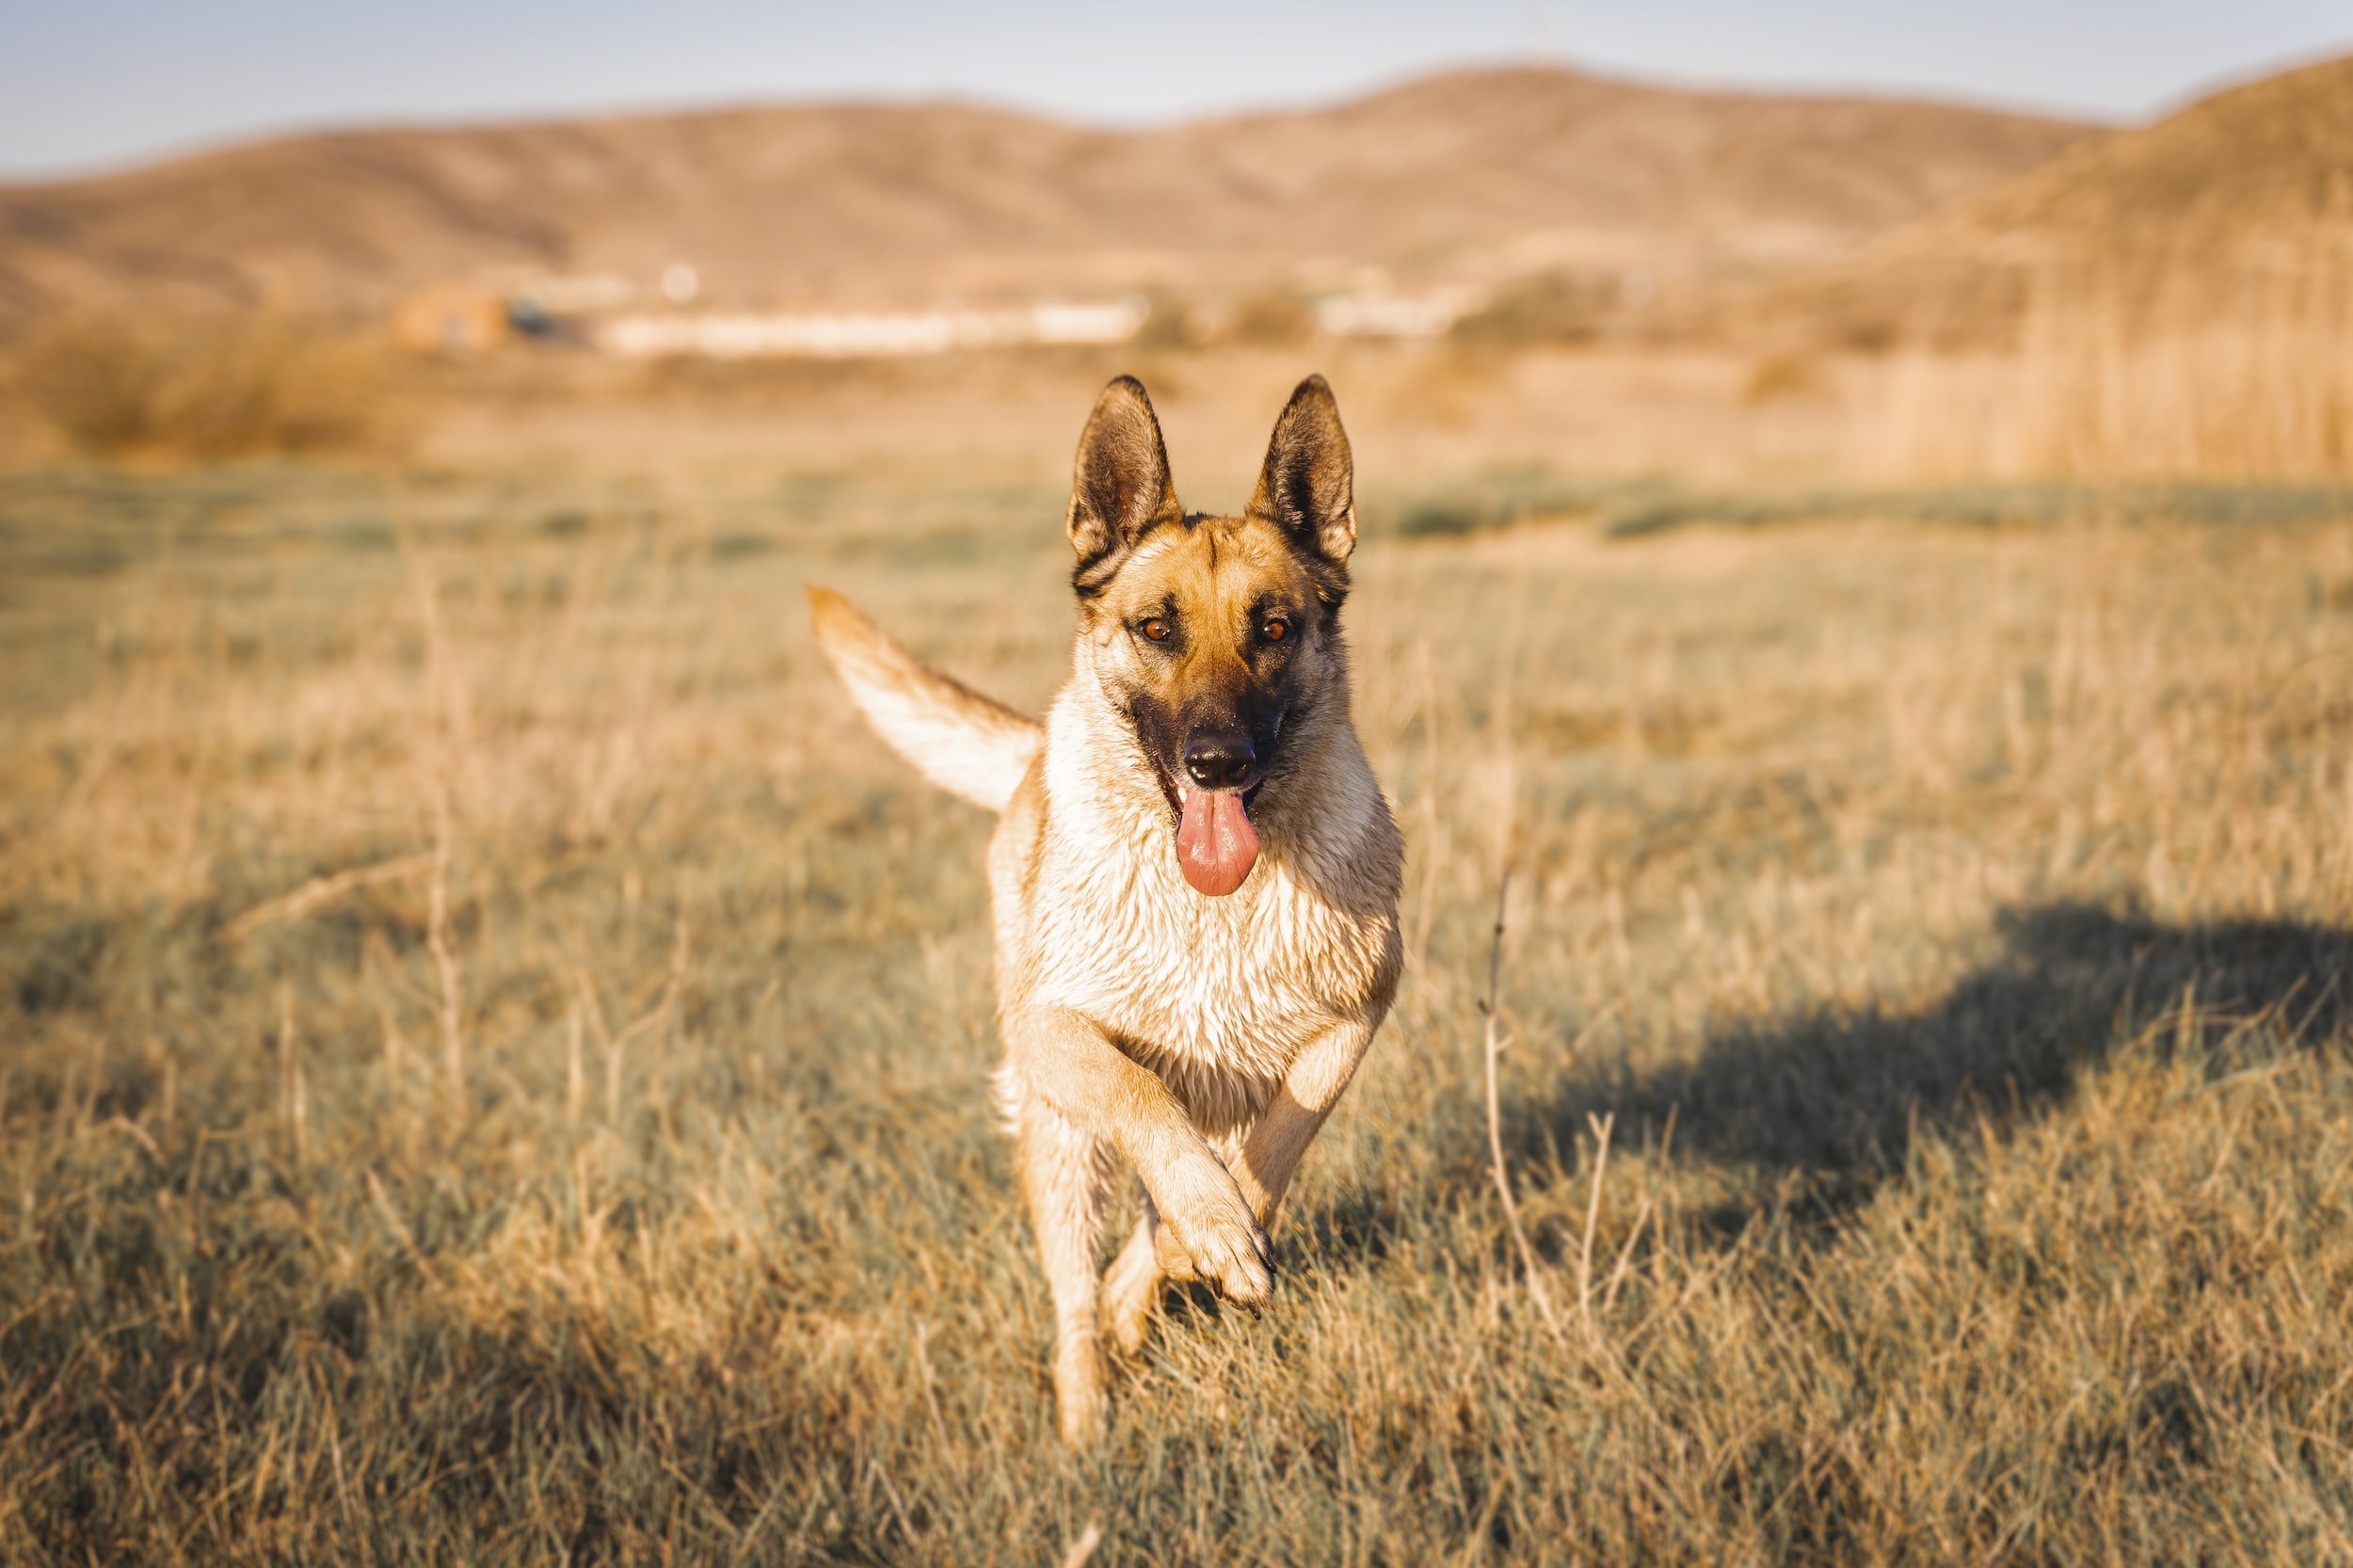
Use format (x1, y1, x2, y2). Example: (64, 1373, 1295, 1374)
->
(1577, 1112, 1615, 1344)
(1481, 871, 1565, 1337)
(363, 933, 408, 1079)
(1061, 1520, 1106, 1568)
(96, 1115, 164, 1167)
(424, 786, 464, 1098)
(564, 1004, 585, 1123)
(1601, 1197, 1655, 1315)
(278, 982, 307, 1168)
(222, 854, 432, 941)
(573, 915, 691, 1125)
(401, 521, 469, 1107)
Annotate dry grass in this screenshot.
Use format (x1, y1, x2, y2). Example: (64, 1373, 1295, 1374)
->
(365, 314, 2353, 511)
(3, 454, 2352, 1563)
(9, 315, 397, 459)
(1856, 259, 2353, 482)
(1451, 274, 1609, 347)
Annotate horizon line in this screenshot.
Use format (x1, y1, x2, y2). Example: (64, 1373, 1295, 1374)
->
(0, 49, 2181, 190)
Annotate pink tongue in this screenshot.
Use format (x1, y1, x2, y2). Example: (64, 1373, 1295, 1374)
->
(1175, 789, 1259, 896)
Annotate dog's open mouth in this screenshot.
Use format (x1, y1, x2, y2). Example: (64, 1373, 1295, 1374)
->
(1174, 780, 1263, 896)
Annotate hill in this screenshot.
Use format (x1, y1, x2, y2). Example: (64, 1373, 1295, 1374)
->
(0, 67, 2095, 328)
(1761, 52, 2353, 347)
(1947, 52, 2353, 268)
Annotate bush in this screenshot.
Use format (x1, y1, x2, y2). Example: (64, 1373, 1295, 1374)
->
(1219, 289, 1316, 347)
(1450, 272, 1608, 346)
(1131, 291, 1203, 351)
(1741, 351, 1831, 405)
(12, 315, 394, 457)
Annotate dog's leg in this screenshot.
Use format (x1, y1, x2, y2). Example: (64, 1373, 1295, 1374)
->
(1100, 1189, 1163, 1356)
(1005, 1004, 1273, 1307)
(1107, 1107, 1254, 1352)
(1012, 1084, 1113, 1446)
(1226, 1012, 1384, 1230)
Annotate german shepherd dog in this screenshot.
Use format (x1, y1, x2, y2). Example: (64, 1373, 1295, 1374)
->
(807, 376, 1401, 1443)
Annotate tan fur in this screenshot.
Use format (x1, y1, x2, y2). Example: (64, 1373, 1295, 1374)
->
(804, 587, 1041, 810)
(808, 376, 1402, 1445)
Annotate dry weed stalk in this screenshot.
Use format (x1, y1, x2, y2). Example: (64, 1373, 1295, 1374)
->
(1480, 871, 1566, 1340)
(1405, 642, 1446, 975)
(223, 853, 431, 941)
(1483, 873, 1643, 1356)
(398, 520, 472, 1101)
(363, 933, 409, 1079)
(424, 786, 465, 1097)
(1059, 1519, 1106, 1568)
(1574, 1112, 1614, 1344)
(276, 982, 307, 1167)
(571, 914, 692, 1124)
(564, 1005, 586, 1123)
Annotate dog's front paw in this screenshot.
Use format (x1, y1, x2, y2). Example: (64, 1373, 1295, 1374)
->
(1155, 1173, 1275, 1307)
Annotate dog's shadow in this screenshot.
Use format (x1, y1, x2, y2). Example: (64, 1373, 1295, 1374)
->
(1302, 902, 2353, 1266)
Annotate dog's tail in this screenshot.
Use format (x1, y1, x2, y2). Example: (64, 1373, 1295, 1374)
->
(805, 585, 1043, 812)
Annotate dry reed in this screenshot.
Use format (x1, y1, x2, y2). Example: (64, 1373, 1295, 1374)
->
(1863, 252, 2353, 482)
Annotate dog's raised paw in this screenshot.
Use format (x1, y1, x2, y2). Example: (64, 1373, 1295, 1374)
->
(1158, 1193, 1275, 1307)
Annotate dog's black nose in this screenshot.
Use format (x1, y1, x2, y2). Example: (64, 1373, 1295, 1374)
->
(1183, 731, 1257, 791)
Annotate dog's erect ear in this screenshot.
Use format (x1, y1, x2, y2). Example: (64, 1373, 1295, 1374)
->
(1249, 375, 1355, 566)
(1067, 376, 1182, 594)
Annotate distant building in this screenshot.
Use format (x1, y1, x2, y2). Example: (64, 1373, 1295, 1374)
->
(598, 298, 1150, 360)
(1316, 288, 1478, 339)
(390, 284, 509, 354)
(503, 272, 638, 315)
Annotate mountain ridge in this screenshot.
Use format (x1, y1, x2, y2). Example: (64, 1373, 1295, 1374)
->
(0, 64, 2098, 329)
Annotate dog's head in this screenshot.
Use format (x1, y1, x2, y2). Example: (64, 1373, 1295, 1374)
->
(1064, 374, 1357, 897)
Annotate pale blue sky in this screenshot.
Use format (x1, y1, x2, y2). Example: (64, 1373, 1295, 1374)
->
(4, 0, 2346, 180)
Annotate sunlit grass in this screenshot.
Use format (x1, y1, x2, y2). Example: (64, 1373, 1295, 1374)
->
(3, 462, 2351, 1562)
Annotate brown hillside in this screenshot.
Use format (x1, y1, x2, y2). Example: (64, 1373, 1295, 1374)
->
(1763, 52, 2353, 346)
(1955, 52, 2353, 264)
(0, 67, 2094, 328)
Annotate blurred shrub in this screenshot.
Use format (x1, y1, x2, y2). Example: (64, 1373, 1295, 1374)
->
(13, 315, 395, 457)
(1742, 352, 1832, 405)
(1220, 289, 1315, 347)
(1133, 291, 1203, 351)
(1450, 272, 1608, 346)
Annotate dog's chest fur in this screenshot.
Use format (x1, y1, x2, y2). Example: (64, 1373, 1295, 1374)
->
(1000, 680, 1400, 1130)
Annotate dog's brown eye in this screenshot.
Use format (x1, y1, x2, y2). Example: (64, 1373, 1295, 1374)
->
(1262, 617, 1289, 643)
(1141, 616, 1172, 643)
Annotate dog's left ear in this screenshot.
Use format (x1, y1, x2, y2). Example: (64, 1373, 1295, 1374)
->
(1249, 375, 1355, 567)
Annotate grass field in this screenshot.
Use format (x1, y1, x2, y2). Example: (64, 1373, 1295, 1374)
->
(5, 452, 2353, 1563)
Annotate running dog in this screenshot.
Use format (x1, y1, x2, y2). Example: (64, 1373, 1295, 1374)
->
(807, 375, 1401, 1443)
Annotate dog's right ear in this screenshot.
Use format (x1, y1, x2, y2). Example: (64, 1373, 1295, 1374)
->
(1067, 376, 1182, 598)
